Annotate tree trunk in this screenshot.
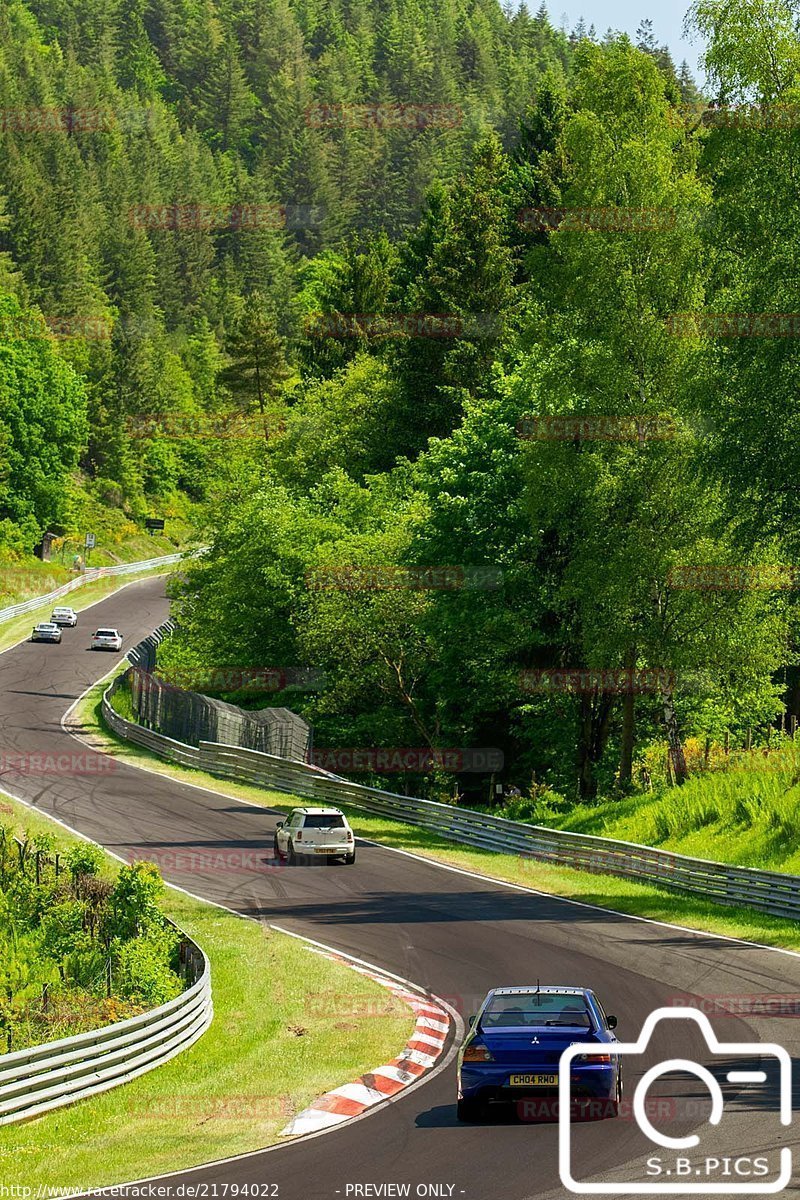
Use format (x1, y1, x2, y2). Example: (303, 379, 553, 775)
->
(661, 684, 688, 785)
(577, 694, 595, 798)
(254, 351, 270, 446)
(577, 692, 614, 799)
(618, 647, 636, 789)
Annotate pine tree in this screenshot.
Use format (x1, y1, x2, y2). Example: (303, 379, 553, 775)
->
(636, 18, 657, 55)
(220, 293, 292, 439)
(678, 59, 703, 105)
(202, 36, 258, 154)
(0, 194, 24, 299)
(390, 136, 514, 454)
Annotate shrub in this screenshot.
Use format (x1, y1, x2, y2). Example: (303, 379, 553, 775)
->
(114, 930, 182, 1006)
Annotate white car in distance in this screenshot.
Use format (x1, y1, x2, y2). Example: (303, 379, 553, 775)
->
(91, 628, 124, 651)
(274, 807, 356, 864)
(31, 622, 62, 644)
(51, 606, 78, 627)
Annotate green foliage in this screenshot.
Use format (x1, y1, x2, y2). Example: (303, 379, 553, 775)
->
(0, 292, 88, 543)
(0, 0, 578, 552)
(114, 928, 182, 1006)
(67, 842, 104, 882)
(107, 862, 166, 940)
(162, 26, 800, 811)
(12, 0, 792, 814)
(0, 822, 182, 1052)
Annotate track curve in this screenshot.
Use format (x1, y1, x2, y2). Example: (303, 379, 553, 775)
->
(1, 576, 798, 1200)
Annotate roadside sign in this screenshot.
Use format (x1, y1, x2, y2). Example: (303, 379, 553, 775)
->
(85, 532, 96, 549)
(145, 518, 166, 531)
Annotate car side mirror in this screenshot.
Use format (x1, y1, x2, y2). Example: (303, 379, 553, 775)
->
(276, 821, 284, 829)
(468, 1014, 477, 1026)
(607, 1014, 617, 1029)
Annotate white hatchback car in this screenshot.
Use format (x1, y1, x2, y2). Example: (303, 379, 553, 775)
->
(274, 807, 356, 864)
(51, 606, 78, 627)
(91, 627, 124, 651)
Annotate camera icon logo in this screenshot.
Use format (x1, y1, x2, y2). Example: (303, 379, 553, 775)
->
(558, 1007, 792, 1194)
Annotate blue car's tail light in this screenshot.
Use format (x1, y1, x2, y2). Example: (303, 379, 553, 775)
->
(463, 1042, 494, 1062)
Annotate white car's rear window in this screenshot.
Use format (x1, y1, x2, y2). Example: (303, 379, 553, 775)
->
(302, 814, 346, 829)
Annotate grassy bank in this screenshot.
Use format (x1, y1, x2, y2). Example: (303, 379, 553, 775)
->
(522, 741, 800, 875)
(0, 792, 414, 1190)
(83, 679, 800, 954)
(0, 528, 192, 607)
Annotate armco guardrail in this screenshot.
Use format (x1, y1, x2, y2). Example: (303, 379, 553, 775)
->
(0, 552, 187, 625)
(102, 665, 800, 922)
(0, 930, 212, 1125)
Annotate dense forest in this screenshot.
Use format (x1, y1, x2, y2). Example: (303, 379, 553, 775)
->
(3, 0, 800, 805)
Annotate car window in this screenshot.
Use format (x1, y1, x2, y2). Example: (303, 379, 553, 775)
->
(481, 992, 592, 1029)
(301, 814, 345, 829)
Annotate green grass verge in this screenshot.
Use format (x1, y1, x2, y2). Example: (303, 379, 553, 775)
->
(0, 564, 184, 657)
(0, 790, 414, 1190)
(82, 678, 800, 955)
(530, 742, 800, 876)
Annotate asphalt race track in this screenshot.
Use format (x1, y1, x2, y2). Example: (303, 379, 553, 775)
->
(1, 575, 799, 1200)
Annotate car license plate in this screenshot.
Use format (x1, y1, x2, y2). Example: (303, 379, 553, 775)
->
(508, 1073, 558, 1087)
(315, 847, 337, 854)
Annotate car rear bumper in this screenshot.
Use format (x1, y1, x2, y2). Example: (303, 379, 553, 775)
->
(460, 1064, 615, 1102)
(300, 844, 352, 855)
